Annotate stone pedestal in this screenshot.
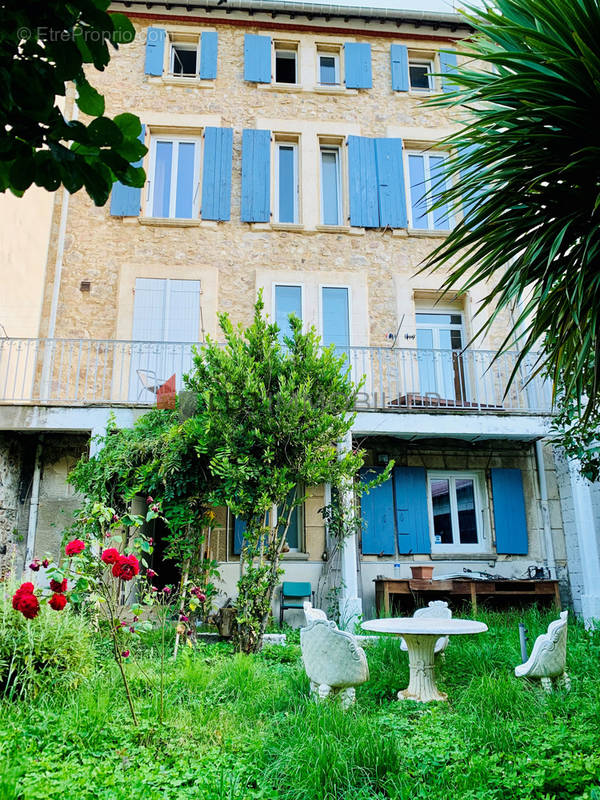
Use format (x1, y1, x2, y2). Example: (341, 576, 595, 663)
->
(398, 634, 447, 703)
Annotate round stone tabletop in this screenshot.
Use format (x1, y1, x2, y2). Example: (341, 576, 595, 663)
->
(361, 617, 488, 636)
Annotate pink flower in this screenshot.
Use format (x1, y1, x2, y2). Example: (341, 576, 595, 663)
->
(179, 614, 189, 622)
(146, 496, 154, 505)
(112, 515, 120, 523)
(151, 505, 159, 513)
(42, 559, 49, 568)
(65, 539, 85, 556)
(29, 560, 40, 572)
(129, 626, 135, 633)
(162, 586, 171, 595)
(146, 569, 157, 579)
(101, 547, 120, 565)
(122, 650, 130, 658)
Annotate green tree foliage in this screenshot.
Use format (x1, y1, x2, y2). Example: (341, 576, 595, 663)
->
(186, 295, 363, 653)
(1, 0, 146, 204)
(423, 0, 600, 464)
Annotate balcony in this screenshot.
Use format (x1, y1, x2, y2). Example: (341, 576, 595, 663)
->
(0, 338, 552, 415)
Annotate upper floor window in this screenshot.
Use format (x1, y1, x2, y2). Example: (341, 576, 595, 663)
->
(274, 284, 302, 342)
(274, 43, 298, 84)
(406, 151, 452, 231)
(428, 471, 484, 552)
(275, 140, 299, 224)
(409, 59, 434, 92)
(318, 49, 341, 86)
(170, 39, 199, 77)
(320, 145, 342, 226)
(148, 135, 201, 219)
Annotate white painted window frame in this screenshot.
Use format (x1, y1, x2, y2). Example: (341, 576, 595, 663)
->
(317, 50, 341, 86)
(404, 149, 452, 231)
(169, 39, 201, 78)
(147, 134, 202, 220)
(274, 141, 300, 224)
(427, 469, 488, 554)
(273, 282, 305, 336)
(408, 58, 435, 93)
(319, 283, 353, 348)
(319, 145, 343, 226)
(273, 45, 299, 85)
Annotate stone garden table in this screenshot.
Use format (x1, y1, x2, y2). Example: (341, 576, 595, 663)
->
(361, 617, 488, 702)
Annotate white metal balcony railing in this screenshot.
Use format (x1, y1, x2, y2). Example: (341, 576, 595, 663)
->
(0, 338, 553, 414)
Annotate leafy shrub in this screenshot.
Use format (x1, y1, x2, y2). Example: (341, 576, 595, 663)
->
(0, 581, 95, 698)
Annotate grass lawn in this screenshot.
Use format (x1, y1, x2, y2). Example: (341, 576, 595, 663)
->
(1, 608, 599, 800)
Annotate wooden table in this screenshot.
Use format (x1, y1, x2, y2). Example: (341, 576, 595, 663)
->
(362, 617, 488, 702)
(375, 577, 561, 615)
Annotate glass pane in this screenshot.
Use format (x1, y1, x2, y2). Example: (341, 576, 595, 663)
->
(416, 312, 457, 326)
(322, 287, 349, 349)
(431, 479, 453, 544)
(278, 146, 296, 223)
(275, 50, 296, 83)
(456, 478, 477, 544)
(275, 285, 302, 343)
(450, 329, 463, 349)
(409, 63, 430, 90)
(285, 504, 299, 549)
(429, 155, 452, 229)
(408, 154, 428, 229)
(320, 55, 337, 84)
(321, 150, 340, 225)
(152, 141, 172, 218)
(172, 46, 197, 76)
(175, 142, 195, 219)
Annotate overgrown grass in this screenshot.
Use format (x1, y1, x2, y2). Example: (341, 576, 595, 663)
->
(0, 609, 599, 799)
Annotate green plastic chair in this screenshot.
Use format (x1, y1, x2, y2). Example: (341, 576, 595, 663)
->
(279, 581, 313, 627)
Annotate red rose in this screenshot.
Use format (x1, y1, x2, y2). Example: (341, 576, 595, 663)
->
(49, 578, 67, 593)
(48, 593, 68, 611)
(14, 592, 40, 619)
(29, 560, 40, 572)
(42, 559, 50, 568)
(112, 554, 140, 581)
(101, 547, 120, 565)
(65, 539, 85, 556)
(146, 569, 157, 579)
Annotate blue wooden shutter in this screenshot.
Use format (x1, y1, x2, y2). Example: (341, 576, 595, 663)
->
(344, 42, 372, 88)
(390, 44, 409, 91)
(233, 518, 247, 555)
(394, 466, 430, 554)
(200, 31, 218, 79)
(359, 467, 395, 555)
(201, 127, 233, 221)
(375, 138, 407, 228)
(145, 28, 165, 76)
(440, 49, 458, 92)
(347, 136, 379, 228)
(110, 124, 146, 217)
(241, 129, 271, 222)
(244, 34, 271, 83)
(491, 469, 528, 554)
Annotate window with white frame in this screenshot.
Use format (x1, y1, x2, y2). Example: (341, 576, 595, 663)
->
(408, 58, 434, 92)
(169, 38, 200, 77)
(428, 471, 485, 551)
(274, 43, 298, 84)
(274, 284, 302, 342)
(406, 150, 453, 231)
(317, 49, 340, 86)
(320, 145, 342, 226)
(275, 140, 299, 224)
(147, 135, 201, 219)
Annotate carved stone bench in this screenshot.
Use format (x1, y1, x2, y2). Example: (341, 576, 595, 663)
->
(515, 611, 570, 692)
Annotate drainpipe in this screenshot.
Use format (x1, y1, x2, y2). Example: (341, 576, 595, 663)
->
(535, 439, 556, 578)
(25, 436, 44, 572)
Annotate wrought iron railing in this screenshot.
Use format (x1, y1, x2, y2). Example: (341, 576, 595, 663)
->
(0, 338, 553, 413)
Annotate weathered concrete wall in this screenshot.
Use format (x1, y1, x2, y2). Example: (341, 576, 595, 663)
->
(0, 434, 29, 578)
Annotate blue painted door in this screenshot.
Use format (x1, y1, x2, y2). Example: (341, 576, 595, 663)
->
(491, 469, 528, 554)
(394, 466, 430, 554)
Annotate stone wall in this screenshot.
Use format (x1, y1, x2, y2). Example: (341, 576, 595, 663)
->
(36, 17, 514, 354)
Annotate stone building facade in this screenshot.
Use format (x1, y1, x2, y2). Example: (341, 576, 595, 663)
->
(1, 0, 599, 625)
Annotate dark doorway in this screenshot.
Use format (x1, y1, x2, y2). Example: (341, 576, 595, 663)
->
(147, 518, 181, 591)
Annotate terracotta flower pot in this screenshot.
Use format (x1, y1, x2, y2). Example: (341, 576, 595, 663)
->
(410, 565, 434, 581)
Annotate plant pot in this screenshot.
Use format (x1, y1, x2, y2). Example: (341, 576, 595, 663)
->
(410, 565, 434, 581)
(216, 607, 237, 638)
